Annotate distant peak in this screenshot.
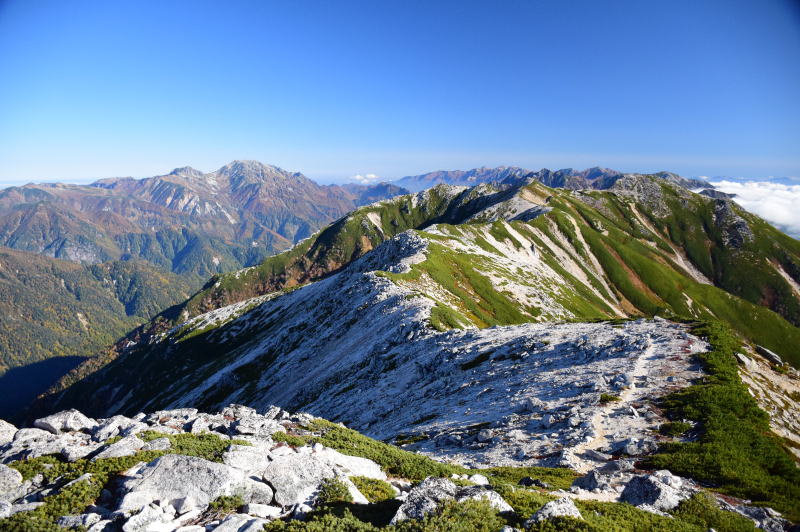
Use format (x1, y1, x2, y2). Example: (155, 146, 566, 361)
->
(215, 160, 305, 182)
(169, 166, 204, 179)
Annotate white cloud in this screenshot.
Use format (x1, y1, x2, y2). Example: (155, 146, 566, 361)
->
(711, 180, 800, 239)
(350, 173, 381, 184)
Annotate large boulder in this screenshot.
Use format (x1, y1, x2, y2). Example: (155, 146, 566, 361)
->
(117, 454, 270, 514)
(261, 451, 364, 507)
(91, 435, 145, 462)
(0, 420, 16, 446)
(390, 477, 458, 524)
(621, 471, 694, 512)
(524, 497, 582, 525)
(33, 409, 97, 434)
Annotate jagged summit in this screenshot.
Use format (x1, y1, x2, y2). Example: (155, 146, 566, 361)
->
(167, 166, 205, 179)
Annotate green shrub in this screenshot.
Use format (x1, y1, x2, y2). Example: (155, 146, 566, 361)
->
(272, 431, 310, 447)
(646, 321, 800, 521)
(318, 478, 354, 505)
(659, 421, 692, 436)
(209, 494, 244, 513)
(599, 393, 620, 403)
(670, 493, 756, 532)
(302, 419, 466, 481)
(351, 476, 396, 503)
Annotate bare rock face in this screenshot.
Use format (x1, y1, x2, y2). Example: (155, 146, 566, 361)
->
(117, 454, 262, 514)
(524, 496, 582, 525)
(0, 465, 22, 499)
(713, 199, 754, 249)
(0, 421, 16, 446)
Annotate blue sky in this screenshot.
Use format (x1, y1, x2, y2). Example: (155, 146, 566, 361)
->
(0, 0, 798, 185)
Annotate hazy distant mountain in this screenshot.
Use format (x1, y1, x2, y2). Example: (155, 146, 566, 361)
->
(394, 166, 532, 192)
(394, 166, 711, 192)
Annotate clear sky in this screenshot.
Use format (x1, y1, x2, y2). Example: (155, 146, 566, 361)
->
(1, 0, 799, 185)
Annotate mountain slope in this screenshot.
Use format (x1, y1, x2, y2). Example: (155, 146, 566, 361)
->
(0, 247, 195, 417)
(102, 174, 800, 355)
(0, 161, 408, 281)
(37, 175, 800, 420)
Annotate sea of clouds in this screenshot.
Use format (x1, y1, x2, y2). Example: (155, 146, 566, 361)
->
(711, 180, 800, 239)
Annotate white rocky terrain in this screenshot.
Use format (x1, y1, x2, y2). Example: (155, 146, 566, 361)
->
(0, 403, 791, 531)
(58, 231, 708, 473)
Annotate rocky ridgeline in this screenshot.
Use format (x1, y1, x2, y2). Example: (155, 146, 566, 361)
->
(0, 405, 791, 531)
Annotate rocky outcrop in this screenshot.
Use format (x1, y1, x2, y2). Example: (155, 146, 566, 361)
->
(713, 199, 754, 248)
(33, 408, 97, 434)
(620, 470, 695, 513)
(390, 477, 513, 523)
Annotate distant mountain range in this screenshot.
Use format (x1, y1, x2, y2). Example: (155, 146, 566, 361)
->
(393, 166, 710, 192)
(0, 160, 408, 281)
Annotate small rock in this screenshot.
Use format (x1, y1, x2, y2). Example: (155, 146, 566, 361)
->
(584, 449, 611, 462)
(518, 477, 549, 489)
(524, 497, 582, 524)
(0, 500, 10, 519)
(476, 429, 494, 443)
(455, 485, 513, 512)
(212, 513, 267, 531)
(243, 503, 283, 519)
(734, 353, 755, 370)
(56, 513, 102, 528)
(121, 503, 170, 532)
(10, 502, 45, 515)
(519, 397, 544, 413)
(142, 437, 171, 452)
(755, 345, 783, 366)
(467, 474, 490, 486)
